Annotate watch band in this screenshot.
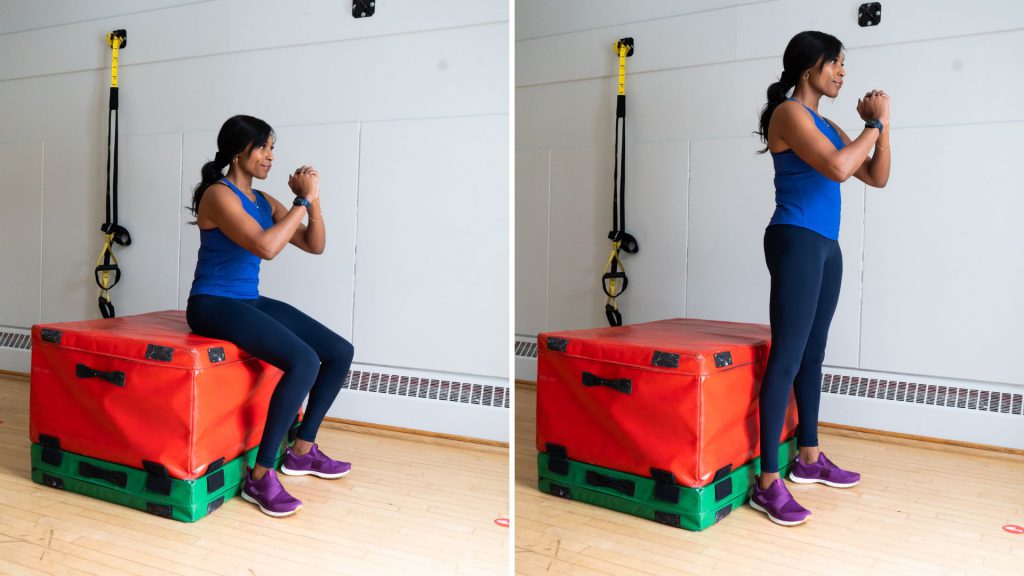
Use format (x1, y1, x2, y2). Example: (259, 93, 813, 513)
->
(293, 196, 311, 208)
(865, 119, 884, 134)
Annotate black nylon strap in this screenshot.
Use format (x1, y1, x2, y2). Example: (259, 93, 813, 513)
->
(79, 461, 128, 488)
(42, 474, 64, 489)
(650, 468, 680, 504)
(143, 460, 172, 496)
(205, 458, 226, 493)
(40, 435, 62, 466)
(146, 503, 173, 518)
(207, 496, 225, 515)
(547, 481, 572, 499)
(75, 363, 125, 387)
(654, 511, 680, 527)
(545, 443, 569, 476)
(585, 470, 635, 497)
(581, 372, 632, 395)
(714, 477, 733, 502)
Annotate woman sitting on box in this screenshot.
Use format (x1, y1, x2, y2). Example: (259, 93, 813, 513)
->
(751, 31, 890, 526)
(187, 114, 354, 517)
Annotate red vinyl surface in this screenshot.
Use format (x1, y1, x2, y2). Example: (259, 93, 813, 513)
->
(536, 318, 798, 487)
(29, 310, 283, 480)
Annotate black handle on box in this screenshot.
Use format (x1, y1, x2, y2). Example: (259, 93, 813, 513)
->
(79, 461, 128, 488)
(75, 363, 126, 387)
(582, 372, 632, 395)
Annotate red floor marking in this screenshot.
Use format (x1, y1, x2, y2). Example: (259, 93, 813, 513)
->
(1002, 524, 1024, 534)
(494, 518, 510, 528)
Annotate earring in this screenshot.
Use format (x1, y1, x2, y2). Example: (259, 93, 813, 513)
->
(233, 157, 238, 163)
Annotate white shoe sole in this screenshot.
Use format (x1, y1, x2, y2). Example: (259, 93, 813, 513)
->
(241, 490, 301, 517)
(279, 466, 351, 479)
(749, 499, 810, 526)
(788, 472, 859, 488)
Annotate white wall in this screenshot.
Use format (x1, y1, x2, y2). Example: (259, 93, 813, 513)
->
(516, 1, 1024, 441)
(0, 0, 509, 441)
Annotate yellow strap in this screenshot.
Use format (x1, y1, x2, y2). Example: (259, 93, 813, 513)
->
(95, 234, 118, 290)
(107, 34, 121, 88)
(603, 241, 624, 299)
(616, 42, 628, 96)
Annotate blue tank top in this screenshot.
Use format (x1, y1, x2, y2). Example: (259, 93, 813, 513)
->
(190, 178, 274, 299)
(768, 99, 846, 240)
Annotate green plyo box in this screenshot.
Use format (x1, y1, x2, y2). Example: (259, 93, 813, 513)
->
(537, 437, 798, 531)
(31, 430, 294, 522)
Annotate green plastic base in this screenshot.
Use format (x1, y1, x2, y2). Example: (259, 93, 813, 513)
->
(537, 437, 798, 531)
(31, 435, 292, 523)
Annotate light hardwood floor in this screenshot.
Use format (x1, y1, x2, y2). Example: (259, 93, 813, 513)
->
(0, 375, 509, 576)
(515, 383, 1024, 576)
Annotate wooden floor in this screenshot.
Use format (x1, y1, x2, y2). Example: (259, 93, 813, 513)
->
(515, 383, 1024, 576)
(0, 376, 509, 576)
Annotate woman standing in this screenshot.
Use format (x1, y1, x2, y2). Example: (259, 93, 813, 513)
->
(187, 115, 355, 517)
(750, 31, 891, 526)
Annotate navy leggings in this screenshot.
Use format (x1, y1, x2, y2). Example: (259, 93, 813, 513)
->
(186, 294, 354, 468)
(759, 224, 842, 473)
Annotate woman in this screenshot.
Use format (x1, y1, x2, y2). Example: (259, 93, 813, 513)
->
(750, 31, 890, 526)
(187, 115, 355, 517)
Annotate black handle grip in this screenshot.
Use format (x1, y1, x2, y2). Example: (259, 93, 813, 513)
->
(582, 372, 631, 395)
(76, 364, 125, 387)
(585, 470, 636, 497)
(79, 461, 128, 488)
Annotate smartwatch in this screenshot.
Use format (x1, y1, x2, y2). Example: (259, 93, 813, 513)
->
(293, 196, 311, 208)
(864, 119, 884, 134)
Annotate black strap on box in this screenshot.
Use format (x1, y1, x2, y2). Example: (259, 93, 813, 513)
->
(581, 372, 632, 395)
(545, 443, 570, 475)
(651, 351, 680, 368)
(545, 336, 568, 352)
(207, 496, 225, 515)
(146, 503, 173, 518)
(649, 468, 680, 504)
(654, 510, 680, 528)
(714, 504, 733, 524)
(40, 328, 62, 344)
(288, 414, 301, 443)
(42, 473, 65, 489)
(143, 460, 172, 495)
(145, 344, 174, 362)
(40, 434, 63, 466)
(585, 470, 635, 497)
(79, 461, 128, 488)
(205, 457, 226, 493)
(547, 481, 572, 499)
(75, 363, 126, 387)
(712, 463, 733, 502)
(207, 347, 226, 363)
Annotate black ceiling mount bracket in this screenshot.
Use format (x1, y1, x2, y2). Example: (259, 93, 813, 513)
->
(859, 3, 881, 27)
(353, 0, 375, 18)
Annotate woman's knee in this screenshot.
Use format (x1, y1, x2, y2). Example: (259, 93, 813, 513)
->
(321, 334, 354, 366)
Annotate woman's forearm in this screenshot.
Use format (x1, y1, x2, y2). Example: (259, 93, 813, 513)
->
(303, 200, 326, 254)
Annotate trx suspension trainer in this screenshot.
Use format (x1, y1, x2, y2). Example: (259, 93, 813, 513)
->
(602, 37, 638, 327)
(95, 29, 130, 319)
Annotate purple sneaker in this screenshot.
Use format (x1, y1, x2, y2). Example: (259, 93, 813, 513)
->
(241, 468, 302, 517)
(749, 477, 812, 526)
(789, 452, 861, 488)
(280, 443, 352, 479)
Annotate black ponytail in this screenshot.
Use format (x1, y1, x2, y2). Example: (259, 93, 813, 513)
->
(189, 115, 275, 221)
(756, 31, 844, 153)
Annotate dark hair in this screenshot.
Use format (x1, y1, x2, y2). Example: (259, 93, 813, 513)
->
(189, 115, 275, 219)
(756, 31, 844, 153)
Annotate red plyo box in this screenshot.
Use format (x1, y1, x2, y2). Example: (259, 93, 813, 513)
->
(30, 310, 282, 480)
(536, 318, 798, 487)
